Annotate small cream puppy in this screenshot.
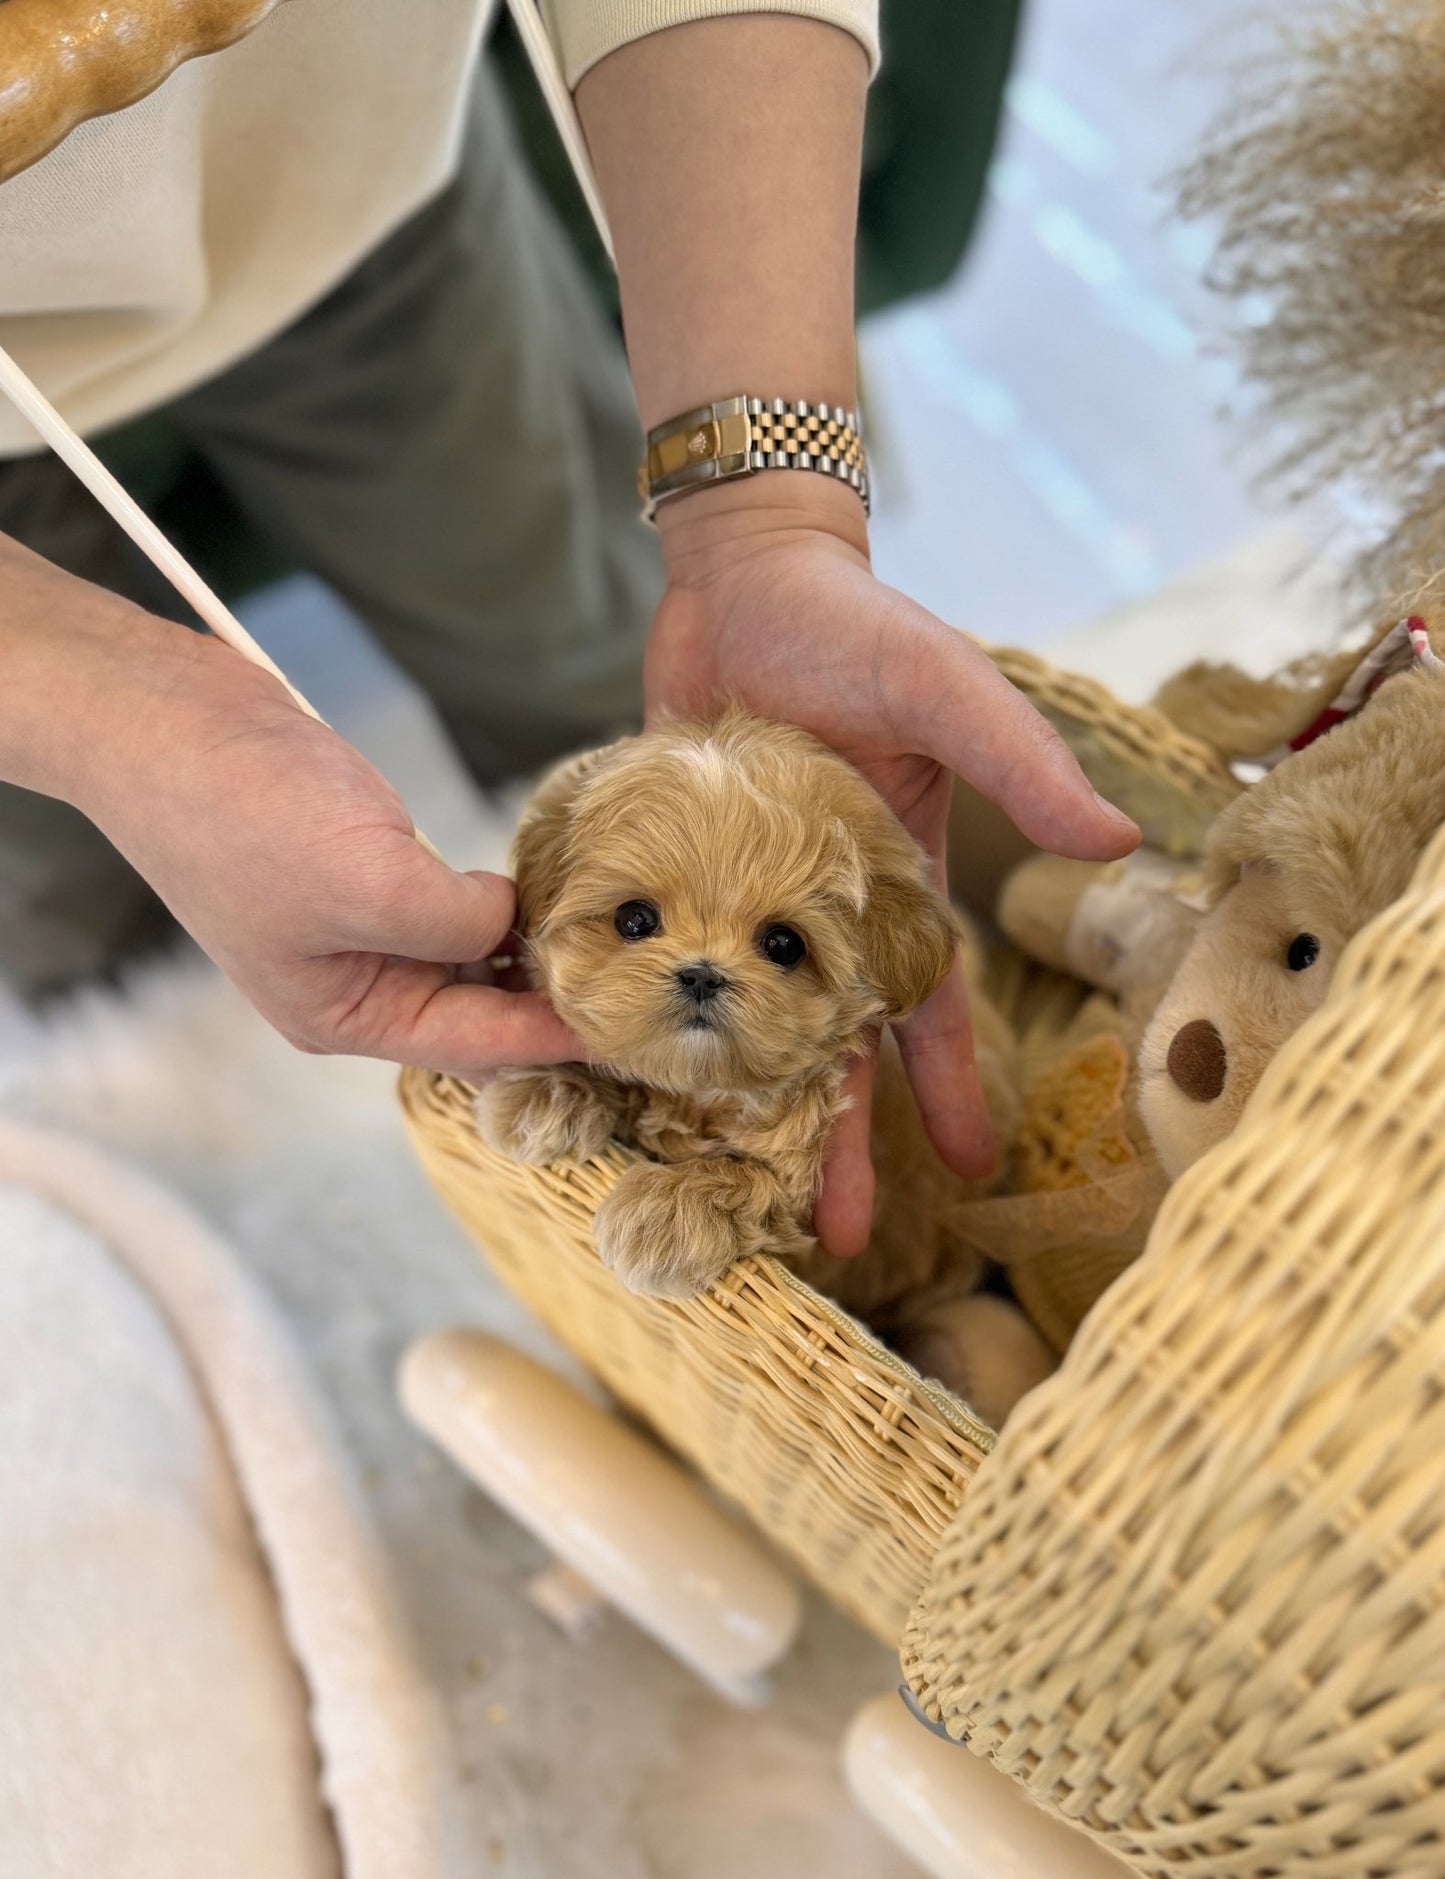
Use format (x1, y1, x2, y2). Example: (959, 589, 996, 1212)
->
(477, 713, 1045, 1415)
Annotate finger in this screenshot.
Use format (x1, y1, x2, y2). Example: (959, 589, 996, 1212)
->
(325, 958, 584, 1071)
(455, 927, 531, 990)
(892, 961, 998, 1180)
(813, 1046, 877, 1259)
(340, 855, 521, 965)
(910, 622, 1140, 861)
(404, 981, 584, 1073)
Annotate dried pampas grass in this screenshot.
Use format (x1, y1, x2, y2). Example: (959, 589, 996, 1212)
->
(1178, 0, 1445, 602)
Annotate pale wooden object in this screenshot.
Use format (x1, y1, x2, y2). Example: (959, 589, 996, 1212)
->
(0, 0, 283, 182)
(843, 1692, 1137, 1879)
(400, 1328, 801, 1702)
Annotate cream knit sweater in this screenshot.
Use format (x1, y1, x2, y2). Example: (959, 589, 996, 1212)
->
(0, 0, 877, 459)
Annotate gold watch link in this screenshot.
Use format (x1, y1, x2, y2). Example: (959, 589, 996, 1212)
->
(639, 395, 870, 521)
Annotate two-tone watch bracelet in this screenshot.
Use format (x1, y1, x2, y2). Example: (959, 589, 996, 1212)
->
(639, 394, 870, 520)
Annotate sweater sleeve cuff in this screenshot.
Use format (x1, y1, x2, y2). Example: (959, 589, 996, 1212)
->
(540, 0, 881, 90)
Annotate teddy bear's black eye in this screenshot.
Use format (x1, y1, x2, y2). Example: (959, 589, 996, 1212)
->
(1286, 933, 1320, 972)
(760, 924, 807, 969)
(614, 900, 661, 942)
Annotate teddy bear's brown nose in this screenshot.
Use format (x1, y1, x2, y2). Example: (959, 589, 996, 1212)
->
(1166, 1018, 1227, 1103)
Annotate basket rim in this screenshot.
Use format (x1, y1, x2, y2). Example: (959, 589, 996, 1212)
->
(397, 1067, 999, 1451)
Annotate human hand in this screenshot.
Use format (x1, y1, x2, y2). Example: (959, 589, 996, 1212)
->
(5, 549, 582, 1074)
(648, 480, 1141, 1255)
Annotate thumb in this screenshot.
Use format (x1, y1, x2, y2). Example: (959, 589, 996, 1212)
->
(348, 851, 521, 965)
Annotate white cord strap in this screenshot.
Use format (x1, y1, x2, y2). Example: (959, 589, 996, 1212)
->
(0, 342, 454, 859)
(0, 342, 326, 725)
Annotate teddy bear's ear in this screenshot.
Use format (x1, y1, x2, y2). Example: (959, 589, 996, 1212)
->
(857, 852, 959, 1020)
(510, 746, 617, 936)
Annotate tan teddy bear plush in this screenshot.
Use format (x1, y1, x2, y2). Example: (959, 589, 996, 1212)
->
(993, 609, 1445, 1340)
(1140, 614, 1445, 1176)
(984, 608, 1443, 1360)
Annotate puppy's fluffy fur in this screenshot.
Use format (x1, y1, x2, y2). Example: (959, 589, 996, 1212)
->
(478, 712, 1008, 1335)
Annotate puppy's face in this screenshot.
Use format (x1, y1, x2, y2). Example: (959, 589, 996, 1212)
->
(513, 716, 957, 1095)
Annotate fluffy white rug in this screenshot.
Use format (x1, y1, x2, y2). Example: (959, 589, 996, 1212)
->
(0, 939, 910, 1879)
(0, 1120, 481, 1879)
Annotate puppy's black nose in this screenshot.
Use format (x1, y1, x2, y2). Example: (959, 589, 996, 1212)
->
(675, 962, 727, 1004)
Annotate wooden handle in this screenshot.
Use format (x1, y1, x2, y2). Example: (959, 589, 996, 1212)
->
(0, 0, 282, 182)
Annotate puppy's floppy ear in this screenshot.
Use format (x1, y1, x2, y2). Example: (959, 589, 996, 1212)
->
(858, 850, 959, 1019)
(510, 745, 615, 935)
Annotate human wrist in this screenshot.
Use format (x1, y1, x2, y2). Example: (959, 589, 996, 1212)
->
(654, 469, 871, 588)
(577, 13, 866, 425)
(0, 544, 166, 802)
(0, 534, 275, 816)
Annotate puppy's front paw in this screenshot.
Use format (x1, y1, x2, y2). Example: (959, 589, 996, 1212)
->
(475, 1067, 618, 1166)
(594, 1160, 768, 1299)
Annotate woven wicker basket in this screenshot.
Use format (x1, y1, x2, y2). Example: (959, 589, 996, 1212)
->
(399, 650, 1229, 1640)
(401, 643, 1445, 1875)
(899, 734, 1445, 1876)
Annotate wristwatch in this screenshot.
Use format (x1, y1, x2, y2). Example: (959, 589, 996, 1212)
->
(639, 395, 870, 521)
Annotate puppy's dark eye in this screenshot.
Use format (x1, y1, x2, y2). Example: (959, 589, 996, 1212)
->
(1286, 933, 1320, 972)
(760, 924, 807, 970)
(614, 900, 661, 942)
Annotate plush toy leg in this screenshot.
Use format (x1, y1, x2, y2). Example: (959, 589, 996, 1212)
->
(891, 1293, 1056, 1430)
(997, 848, 1205, 1004)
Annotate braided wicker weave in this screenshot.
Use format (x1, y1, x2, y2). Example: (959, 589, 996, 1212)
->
(984, 642, 1239, 855)
(398, 659, 1238, 1641)
(901, 805, 1445, 1878)
(399, 1073, 995, 1645)
(401, 644, 1445, 1875)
